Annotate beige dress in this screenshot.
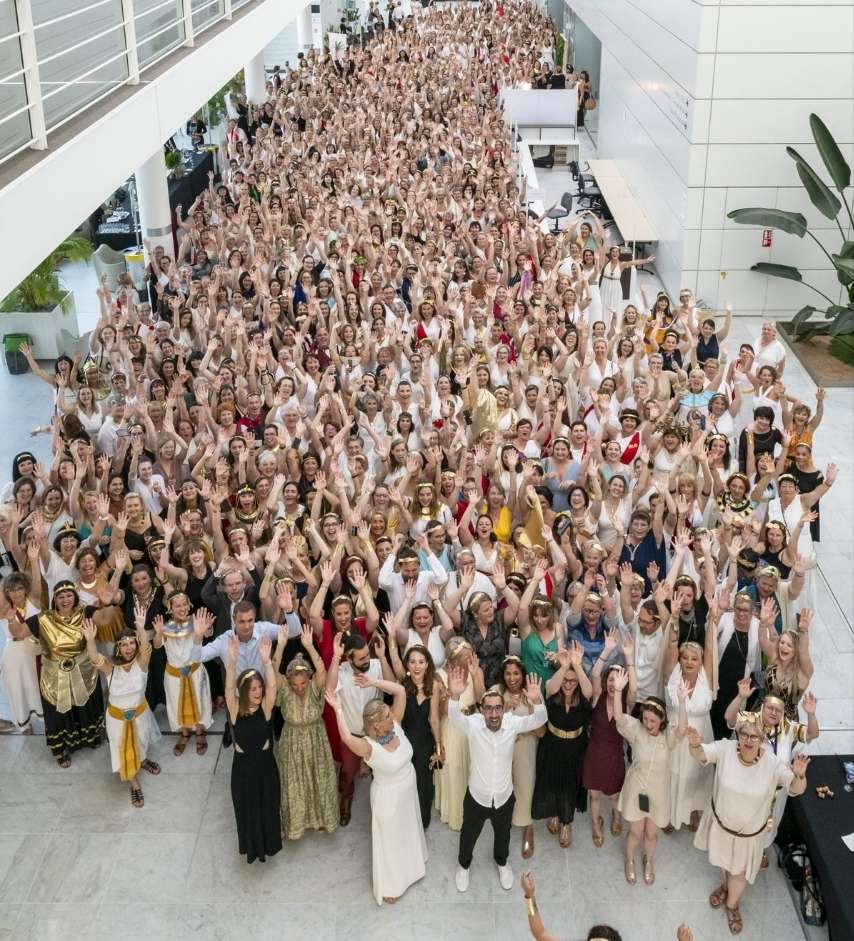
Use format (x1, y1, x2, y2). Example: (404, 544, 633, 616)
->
(616, 715, 677, 828)
(693, 739, 794, 883)
(506, 692, 538, 827)
(162, 626, 212, 732)
(665, 666, 713, 828)
(434, 670, 474, 831)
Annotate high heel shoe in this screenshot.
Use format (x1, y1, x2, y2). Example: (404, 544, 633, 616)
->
(592, 815, 604, 847)
(643, 855, 655, 886)
(624, 855, 637, 885)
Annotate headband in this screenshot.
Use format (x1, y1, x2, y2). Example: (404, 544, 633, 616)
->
(479, 685, 504, 706)
(238, 669, 260, 688)
(639, 699, 666, 718)
(761, 695, 786, 711)
(757, 565, 780, 580)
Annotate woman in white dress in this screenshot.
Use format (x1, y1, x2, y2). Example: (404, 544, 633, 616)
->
(580, 249, 603, 326)
(687, 716, 809, 936)
(327, 677, 428, 906)
(0, 573, 42, 733)
(152, 597, 213, 756)
(662, 598, 717, 831)
(599, 246, 653, 328)
(83, 604, 161, 808)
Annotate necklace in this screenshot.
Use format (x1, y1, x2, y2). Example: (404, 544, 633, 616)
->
(79, 578, 98, 590)
(736, 745, 760, 766)
(376, 731, 396, 746)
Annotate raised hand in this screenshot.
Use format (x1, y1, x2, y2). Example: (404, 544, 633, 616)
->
(227, 633, 239, 665)
(525, 673, 542, 703)
(82, 618, 98, 642)
(603, 626, 619, 654)
(152, 614, 165, 636)
(447, 664, 467, 698)
(258, 634, 272, 664)
(737, 677, 755, 700)
(193, 608, 214, 640)
(791, 753, 810, 778)
(685, 726, 703, 748)
(610, 666, 629, 692)
(676, 678, 691, 701)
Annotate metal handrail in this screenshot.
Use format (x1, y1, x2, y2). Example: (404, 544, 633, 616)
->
(36, 21, 129, 70)
(134, 0, 183, 25)
(31, 0, 116, 32)
(41, 46, 130, 102)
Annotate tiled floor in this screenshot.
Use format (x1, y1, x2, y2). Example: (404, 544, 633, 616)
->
(0, 128, 851, 941)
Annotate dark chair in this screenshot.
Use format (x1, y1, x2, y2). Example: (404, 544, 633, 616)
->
(569, 159, 599, 192)
(546, 192, 573, 233)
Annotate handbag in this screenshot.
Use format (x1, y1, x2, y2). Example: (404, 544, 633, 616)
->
(584, 97, 598, 111)
(800, 858, 825, 927)
(781, 843, 807, 891)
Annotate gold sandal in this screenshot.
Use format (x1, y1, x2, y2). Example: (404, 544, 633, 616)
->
(521, 825, 534, 859)
(624, 855, 637, 885)
(547, 816, 559, 835)
(643, 855, 655, 886)
(592, 815, 604, 847)
(559, 823, 572, 848)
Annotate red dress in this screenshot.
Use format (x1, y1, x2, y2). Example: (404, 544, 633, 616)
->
(318, 617, 368, 762)
(582, 693, 627, 795)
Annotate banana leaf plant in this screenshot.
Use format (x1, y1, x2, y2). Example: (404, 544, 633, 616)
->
(728, 114, 854, 341)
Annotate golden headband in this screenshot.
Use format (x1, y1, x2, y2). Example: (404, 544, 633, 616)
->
(640, 699, 666, 717)
(761, 695, 785, 711)
(238, 670, 260, 688)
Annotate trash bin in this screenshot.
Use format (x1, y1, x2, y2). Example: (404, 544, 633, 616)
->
(123, 249, 145, 291)
(3, 333, 32, 375)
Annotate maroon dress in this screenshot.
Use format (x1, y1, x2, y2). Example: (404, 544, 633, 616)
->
(582, 693, 626, 794)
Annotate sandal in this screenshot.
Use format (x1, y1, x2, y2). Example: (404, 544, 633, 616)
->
(213, 696, 226, 713)
(141, 759, 161, 775)
(558, 823, 572, 848)
(196, 731, 208, 756)
(760, 851, 769, 870)
(624, 855, 637, 885)
(131, 787, 145, 808)
(592, 815, 604, 847)
(339, 797, 352, 827)
(611, 810, 623, 836)
(521, 825, 534, 859)
(56, 752, 71, 769)
(643, 855, 655, 886)
(725, 905, 743, 935)
(174, 731, 190, 756)
(709, 884, 728, 909)
(547, 816, 559, 835)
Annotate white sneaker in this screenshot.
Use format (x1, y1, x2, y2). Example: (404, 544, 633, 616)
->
(455, 864, 470, 893)
(497, 863, 514, 890)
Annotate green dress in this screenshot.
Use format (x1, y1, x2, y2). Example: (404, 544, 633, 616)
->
(521, 629, 559, 687)
(275, 681, 339, 839)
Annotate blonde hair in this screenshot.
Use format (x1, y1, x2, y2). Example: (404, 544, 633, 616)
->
(362, 699, 390, 739)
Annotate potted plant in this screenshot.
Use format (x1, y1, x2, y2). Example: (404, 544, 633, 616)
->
(165, 149, 184, 179)
(1, 234, 91, 361)
(728, 114, 854, 366)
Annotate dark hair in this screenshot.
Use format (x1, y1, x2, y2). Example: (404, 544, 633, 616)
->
(753, 405, 774, 422)
(402, 645, 436, 699)
(587, 928, 622, 941)
(638, 696, 668, 731)
(236, 668, 265, 716)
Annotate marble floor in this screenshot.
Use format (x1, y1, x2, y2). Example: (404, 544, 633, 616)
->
(0, 127, 852, 941)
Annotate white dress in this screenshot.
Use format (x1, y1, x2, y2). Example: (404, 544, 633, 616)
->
(665, 666, 713, 829)
(694, 739, 793, 883)
(599, 261, 624, 321)
(0, 603, 42, 730)
(162, 625, 213, 732)
(582, 264, 603, 324)
(105, 662, 156, 779)
(366, 723, 428, 905)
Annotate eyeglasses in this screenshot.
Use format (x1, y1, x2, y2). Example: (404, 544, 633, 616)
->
(738, 732, 760, 743)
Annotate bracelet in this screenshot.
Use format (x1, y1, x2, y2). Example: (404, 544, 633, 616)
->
(526, 897, 539, 917)
(98, 516, 109, 521)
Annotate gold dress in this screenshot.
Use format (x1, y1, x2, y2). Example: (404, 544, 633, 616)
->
(26, 606, 104, 757)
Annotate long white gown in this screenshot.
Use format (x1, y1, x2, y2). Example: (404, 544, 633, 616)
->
(0, 603, 42, 730)
(366, 722, 428, 905)
(162, 625, 213, 732)
(105, 662, 158, 779)
(665, 666, 713, 829)
(599, 261, 624, 321)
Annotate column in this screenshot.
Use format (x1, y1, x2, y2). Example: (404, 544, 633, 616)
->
(135, 148, 174, 255)
(296, 3, 313, 54)
(245, 51, 266, 105)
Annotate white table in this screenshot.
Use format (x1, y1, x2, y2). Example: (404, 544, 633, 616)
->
(587, 159, 658, 245)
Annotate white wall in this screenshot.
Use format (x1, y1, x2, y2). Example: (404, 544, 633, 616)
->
(684, 2, 854, 315)
(565, 0, 854, 316)
(0, 0, 305, 303)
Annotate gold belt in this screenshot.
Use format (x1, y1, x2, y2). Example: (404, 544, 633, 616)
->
(107, 701, 148, 781)
(165, 661, 201, 727)
(547, 721, 584, 740)
(40, 651, 98, 713)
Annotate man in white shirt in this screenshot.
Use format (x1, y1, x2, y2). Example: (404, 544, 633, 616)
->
(378, 535, 449, 610)
(448, 668, 546, 892)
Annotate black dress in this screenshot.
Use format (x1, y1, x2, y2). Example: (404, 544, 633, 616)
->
(711, 630, 751, 739)
(231, 708, 282, 864)
(402, 691, 435, 829)
(121, 588, 168, 709)
(531, 697, 590, 825)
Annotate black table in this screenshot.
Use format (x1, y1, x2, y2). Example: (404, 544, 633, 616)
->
(95, 150, 215, 254)
(791, 754, 854, 940)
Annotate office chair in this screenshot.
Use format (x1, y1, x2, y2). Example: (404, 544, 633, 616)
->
(546, 192, 573, 233)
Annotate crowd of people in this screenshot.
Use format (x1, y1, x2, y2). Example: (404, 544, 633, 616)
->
(0, 1, 835, 937)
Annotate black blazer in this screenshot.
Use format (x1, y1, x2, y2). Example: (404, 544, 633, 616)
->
(200, 568, 263, 637)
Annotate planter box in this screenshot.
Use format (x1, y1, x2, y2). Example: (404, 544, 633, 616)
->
(1, 292, 80, 360)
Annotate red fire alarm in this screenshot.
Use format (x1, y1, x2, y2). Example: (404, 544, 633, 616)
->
(762, 229, 773, 247)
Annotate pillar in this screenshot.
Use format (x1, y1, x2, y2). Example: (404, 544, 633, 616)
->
(135, 148, 174, 255)
(296, 3, 313, 53)
(245, 51, 266, 105)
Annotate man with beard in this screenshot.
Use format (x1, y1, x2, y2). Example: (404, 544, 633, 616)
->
(325, 631, 392, 826)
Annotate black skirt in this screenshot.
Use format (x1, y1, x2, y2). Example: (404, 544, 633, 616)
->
(42, 684, 105, 757)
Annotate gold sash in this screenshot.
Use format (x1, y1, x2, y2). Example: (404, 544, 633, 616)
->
(40, 651, 98, 713)
(165, 661, 201, 728)
(107, 700, 148, 780)
(547, 721, 584, 740)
